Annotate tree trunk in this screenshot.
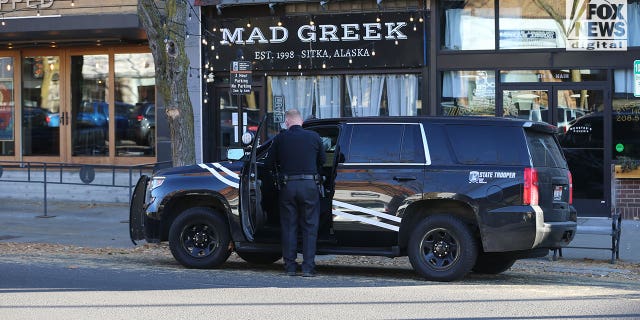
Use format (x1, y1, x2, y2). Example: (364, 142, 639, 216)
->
(138, 0, 196, 167)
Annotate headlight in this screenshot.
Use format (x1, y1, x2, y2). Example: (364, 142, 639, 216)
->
(148, 176, 165, 190)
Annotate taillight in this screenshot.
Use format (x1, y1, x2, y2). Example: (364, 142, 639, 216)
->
(523, 167, 539, 205)
(45, 115, 51, 123)
(136, 115, 144, 121)
(568, 171, 573, 204)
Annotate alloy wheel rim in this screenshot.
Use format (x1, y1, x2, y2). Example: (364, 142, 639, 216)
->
(420, 227, 460, 270)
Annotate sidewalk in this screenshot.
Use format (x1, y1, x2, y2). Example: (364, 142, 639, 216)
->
(0, 199, 638, 264)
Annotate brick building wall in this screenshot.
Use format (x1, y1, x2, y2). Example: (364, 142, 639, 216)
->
(615, 178, 640, 220)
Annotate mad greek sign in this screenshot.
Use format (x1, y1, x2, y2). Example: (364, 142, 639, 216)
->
(565, 0, 627, 51)
(209, 12, 424, 70)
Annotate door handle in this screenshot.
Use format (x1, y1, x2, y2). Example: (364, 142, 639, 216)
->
(393, 175, 416, 182)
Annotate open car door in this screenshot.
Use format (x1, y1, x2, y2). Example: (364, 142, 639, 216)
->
(239, 116, 267, 242)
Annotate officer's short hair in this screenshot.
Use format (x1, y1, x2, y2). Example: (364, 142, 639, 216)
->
(285, 109, 302, 120)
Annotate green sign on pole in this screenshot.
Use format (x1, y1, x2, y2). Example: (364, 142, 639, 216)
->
(635, 60, 640, 97)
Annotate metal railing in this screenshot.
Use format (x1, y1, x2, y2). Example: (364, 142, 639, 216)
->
(0, 160, 172, 217)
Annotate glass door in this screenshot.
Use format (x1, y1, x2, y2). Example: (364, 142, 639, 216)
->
(21, 53, 64, 161)
(215, 87, 261, 160)
(501, 86, 608, 216)
(502, 88, 550, 122)
(555, 88, 607, 217)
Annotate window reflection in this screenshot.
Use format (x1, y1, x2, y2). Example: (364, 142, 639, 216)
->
(612, 69, 640, 161)
(0, 57, 15, 155)
(499, 0, 567, 49)
(441, 0, 495, 50)
(71, 54, 109, 156)
(115, 53, 156, 157)
(22, 56, 60, 156)
(502, 90, 549, 121)
(441, 70, 496, 116)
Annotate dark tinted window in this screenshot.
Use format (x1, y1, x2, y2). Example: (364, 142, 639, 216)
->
(559, 114, 603, 148)
(401, 125, 426, 163)
(446, 125, 526, 165)
(526, 131, 567, 168)
(347, 124, 425, 163)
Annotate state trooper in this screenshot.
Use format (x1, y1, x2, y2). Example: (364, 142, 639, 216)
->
(266, 108, 325, 277)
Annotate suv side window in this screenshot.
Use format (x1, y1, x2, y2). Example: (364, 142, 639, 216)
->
(347, 124, 425, 163)
(446, 125, 526, 165)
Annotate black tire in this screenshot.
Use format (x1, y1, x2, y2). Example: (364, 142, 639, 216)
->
(407, 215, 478, 282)
(236, 251, 282, 265)
(169, 207, 231, 269)
(472, 252, 516, 274)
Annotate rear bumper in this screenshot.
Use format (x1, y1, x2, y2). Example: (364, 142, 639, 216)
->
(535, 221, 577, 249)
(481, 205, 576, 252)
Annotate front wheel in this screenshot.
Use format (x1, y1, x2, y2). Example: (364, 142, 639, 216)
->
(169, 207, 231, 269)
(407, 215, 478, 282)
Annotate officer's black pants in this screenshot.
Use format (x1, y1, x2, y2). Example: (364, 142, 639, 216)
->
(279, 179, 320, 273)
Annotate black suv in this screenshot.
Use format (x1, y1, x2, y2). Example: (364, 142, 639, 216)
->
(130, 116, 577, 281)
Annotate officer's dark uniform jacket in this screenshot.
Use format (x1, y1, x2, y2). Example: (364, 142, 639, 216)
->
(265, 124, 325, 275)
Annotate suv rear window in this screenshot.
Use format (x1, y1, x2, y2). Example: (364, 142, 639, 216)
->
(526, 131, 567, 168)
(446, 125, 527, 165)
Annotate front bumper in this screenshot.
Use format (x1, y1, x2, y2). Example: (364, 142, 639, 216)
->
(129, 175, 150, 245)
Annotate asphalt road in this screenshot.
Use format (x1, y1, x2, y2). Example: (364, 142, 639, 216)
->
(1, 250, 640, 320)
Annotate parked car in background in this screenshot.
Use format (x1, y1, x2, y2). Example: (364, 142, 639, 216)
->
(77, 101, 131, 141)
(128, 102, 155, 146)
(46, 112, 60, 127)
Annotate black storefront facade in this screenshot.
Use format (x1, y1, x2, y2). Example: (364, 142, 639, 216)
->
(198, 0, 640, 220)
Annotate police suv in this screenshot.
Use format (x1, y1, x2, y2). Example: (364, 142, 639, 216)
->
(130, 116, 577, 282)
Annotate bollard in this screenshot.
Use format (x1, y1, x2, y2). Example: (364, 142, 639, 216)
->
(36, 162, 55, 219)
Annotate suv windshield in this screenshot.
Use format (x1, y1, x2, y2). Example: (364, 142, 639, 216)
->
(526, 131, 567, 168)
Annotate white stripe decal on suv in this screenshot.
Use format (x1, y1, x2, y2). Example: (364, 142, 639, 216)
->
(211, 162, 240, 179)
(197, 165, 400, 231)
(332, 210, 400, 232)
(198, 163, 239, 189)
(332, 200, 401, 223)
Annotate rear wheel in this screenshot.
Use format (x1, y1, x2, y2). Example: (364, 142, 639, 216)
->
(169, 207, 231, 269)
(236, 252, 282, 265)
(407, 215, 478, 282)
(472, 252, 516, 274)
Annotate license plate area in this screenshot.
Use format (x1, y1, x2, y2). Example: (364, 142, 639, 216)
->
(553, 185, 563, 201)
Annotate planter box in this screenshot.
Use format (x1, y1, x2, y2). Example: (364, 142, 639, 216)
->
(614, 165, 640, 179)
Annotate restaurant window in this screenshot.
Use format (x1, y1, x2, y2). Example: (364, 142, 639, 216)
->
(498, 0, 567, 49)
(115, 53, 156, 157)
(441, 0, 495, 50)
(267, 74, 421, 134)
(0, 57, 15, 156)
(344, 74, 420, 117)
(441, 70, 496, 116)
(501, 69, 607, 83)
(612, 69, 640, 161)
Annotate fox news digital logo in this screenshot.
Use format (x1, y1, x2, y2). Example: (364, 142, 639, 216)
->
(566, 0, 627, 51)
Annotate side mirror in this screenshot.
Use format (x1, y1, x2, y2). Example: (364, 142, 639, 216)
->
(241, 131, 255, 147)
(226, 148, 245, 161)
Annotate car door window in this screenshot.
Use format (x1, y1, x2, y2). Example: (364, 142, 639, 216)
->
(347, 124, 424, 164)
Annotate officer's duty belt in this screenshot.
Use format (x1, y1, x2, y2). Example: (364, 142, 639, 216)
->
(283, 174, 318, 181)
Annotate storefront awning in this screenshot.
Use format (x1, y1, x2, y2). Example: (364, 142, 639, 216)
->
(0, 14, 147, 48)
